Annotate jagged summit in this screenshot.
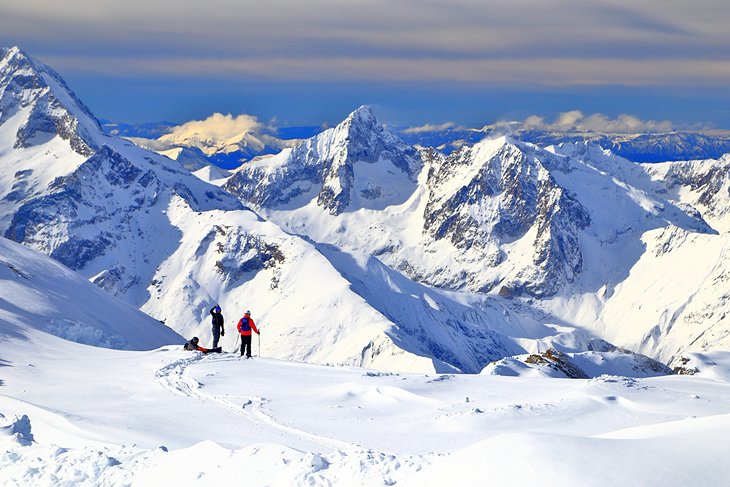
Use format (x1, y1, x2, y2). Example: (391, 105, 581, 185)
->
(1, 45, 23, 62)
(224, 104, 422, 214)
(0, 46, 33, 65)
(343, 104, 378, 127)
(0, 45, 102, 157)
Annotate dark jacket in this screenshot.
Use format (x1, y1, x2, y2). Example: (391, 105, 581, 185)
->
(210, 307, 225, 332)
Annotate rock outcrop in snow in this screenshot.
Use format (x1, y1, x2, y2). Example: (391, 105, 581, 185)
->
(483, 346, 673, 379)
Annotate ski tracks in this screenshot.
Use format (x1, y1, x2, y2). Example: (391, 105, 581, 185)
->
(154, 353, 354, 451)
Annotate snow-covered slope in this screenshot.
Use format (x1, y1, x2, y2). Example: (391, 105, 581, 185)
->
(0, 236, 181, 349)
(519, 143, 730, 366)
(2, 337, 730, 485)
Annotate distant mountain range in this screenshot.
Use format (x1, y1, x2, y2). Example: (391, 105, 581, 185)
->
(104, 118, 730, 169)
(2, 45, 730, 373)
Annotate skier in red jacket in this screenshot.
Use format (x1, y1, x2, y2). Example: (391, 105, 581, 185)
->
(237, 310, 260, 358)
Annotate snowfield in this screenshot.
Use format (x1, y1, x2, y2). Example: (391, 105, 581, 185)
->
(2, 335, 730, 486)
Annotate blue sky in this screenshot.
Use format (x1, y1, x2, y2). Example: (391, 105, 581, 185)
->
(1, 0, 729, 130)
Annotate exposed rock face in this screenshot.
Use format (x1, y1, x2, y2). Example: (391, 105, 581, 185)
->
(210, 225, 286, 286)
(423, 139, 590, 295)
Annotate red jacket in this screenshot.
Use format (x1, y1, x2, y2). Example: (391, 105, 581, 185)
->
(237, 315, 259, 336)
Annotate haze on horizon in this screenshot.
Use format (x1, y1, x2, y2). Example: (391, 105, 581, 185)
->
(1, 0, 729, 130)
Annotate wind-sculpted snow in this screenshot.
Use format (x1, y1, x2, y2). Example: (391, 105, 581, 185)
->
(3, 342, 730, 485)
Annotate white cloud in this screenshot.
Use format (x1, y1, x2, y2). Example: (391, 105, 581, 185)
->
(522, 110, 674, 133)
(403, 122, 457, 134)
(161, 113, 266, 144)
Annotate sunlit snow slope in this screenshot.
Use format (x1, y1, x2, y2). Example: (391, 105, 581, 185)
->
(0, 236, 180, 349)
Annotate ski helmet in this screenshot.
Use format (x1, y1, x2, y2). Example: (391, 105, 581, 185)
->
(192, 337, 199, 344)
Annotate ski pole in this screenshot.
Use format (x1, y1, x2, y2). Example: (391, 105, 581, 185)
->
(234, 333, 240, 354)
(258, 327, 261, 358)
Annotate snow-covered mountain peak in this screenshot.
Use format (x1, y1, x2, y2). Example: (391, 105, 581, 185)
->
(342, 104, 377, 129)
(0, 49, 250, 305)
(0, 45, 26, 66)
(0, 46, 36, 71)
(0, 45, 102, 159)
(225, 105, 423, 215)
(421, 134, 591, 295)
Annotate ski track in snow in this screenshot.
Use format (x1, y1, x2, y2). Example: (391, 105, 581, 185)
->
(154, 353, 358, 452)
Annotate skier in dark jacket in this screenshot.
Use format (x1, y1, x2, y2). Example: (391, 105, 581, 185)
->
(183, 336, 221, 354)
(236, 310, 260, 358)
(210, 305, 225, 348)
